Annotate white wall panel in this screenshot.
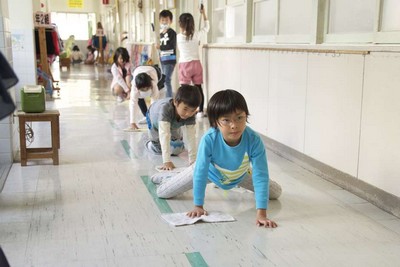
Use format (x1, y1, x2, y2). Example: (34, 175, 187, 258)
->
(358, 53, 400, 196)
(205, 47, 400, 200)
(267, 51, 307, 152)
(305, 54, 364, 176)
(206, 49, 241, 98)
(239, 49, 269, 135)
(206, 49, 226, 98)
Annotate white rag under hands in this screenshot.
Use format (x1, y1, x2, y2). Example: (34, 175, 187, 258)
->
(161, 211, 236, 227)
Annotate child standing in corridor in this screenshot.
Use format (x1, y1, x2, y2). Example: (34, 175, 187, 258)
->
(158, 10, 177, 98)
(177, 6, 209, 117)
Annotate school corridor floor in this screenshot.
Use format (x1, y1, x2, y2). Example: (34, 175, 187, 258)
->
(1, 63, 400, 267)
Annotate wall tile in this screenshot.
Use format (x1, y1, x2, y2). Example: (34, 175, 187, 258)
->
(359, 53, 400, 197)
(305, 54, 364, 177)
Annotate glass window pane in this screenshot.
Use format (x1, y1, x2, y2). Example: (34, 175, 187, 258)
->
(214, 0, 225, 9)
(225, 5, 245, 39)
(254, 0, 276, 36)
(328, 0, 375, 34)
(381, 0, 400, 32)
(279, 0, 312, 35)
(51, 12, 92, 40)
(212, 10, 225, 41)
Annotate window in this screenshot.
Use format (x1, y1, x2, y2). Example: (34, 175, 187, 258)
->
(328, 0, 375, 34)
(253, 0, 277, 42)
(203, 0, 400, 45)
(212, 1, 246, 43)
(380, 0, 400, 32)
(225, 4, 246, 41)
(376, 0, 400, 43)
(212, 9, 225, 42)
(252, 0, 314, 44)
(51, 12, 96, 41)
(279, 0, 312, 35)
(324, 0, 376, 43)
(324, 0, 400, 44)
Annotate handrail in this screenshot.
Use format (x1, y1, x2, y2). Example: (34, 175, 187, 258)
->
(203, 44, 370, 55)
(125, 39, 400, 55)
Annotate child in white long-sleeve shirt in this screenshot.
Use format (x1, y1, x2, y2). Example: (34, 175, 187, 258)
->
(126, 65, 166, 130)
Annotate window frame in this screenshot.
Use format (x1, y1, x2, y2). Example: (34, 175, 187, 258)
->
(251, 0, 319, 44)
(211, 0, 248, 43)
(323, 0, 400, 44)
(252, 0, 278, 43)
(211, 0, 400, 45)
(323, 0, 379, 43)
(51, 12, 96, 41)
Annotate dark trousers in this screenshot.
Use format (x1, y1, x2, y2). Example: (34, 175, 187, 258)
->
(138, 98, 147, 117)
(194, 84, 204, 112)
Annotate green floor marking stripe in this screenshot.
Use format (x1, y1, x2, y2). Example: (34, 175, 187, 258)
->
(99, 103, 108, 113)
(139, 177, 206, 265)
(140, 176, 173, 213)
(185, 252, 208, 267)
(109, 119, 118, 129)
(120, 140, 137, 159)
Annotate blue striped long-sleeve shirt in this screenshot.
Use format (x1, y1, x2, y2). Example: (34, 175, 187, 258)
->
(193, 126, 270, 209)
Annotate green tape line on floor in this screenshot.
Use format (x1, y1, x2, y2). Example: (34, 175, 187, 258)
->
(140, 176, 172, 213)
(185, 252, 208, 267)
(99, 103, 108, 113)
(109, 119, 118, 129)
(139, 177, 207, 266)
(120, 140, 137, 159)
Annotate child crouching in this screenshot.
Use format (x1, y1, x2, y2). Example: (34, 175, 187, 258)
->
(145, 85, 201, 170)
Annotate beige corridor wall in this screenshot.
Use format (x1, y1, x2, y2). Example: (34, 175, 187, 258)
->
(204, 46, 400, 200)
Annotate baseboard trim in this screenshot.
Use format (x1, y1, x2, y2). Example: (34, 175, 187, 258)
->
(262, 135, 400, 219)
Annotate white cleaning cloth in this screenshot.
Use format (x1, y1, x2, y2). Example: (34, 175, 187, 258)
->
(123, 127, 147, 132)
(155, 166, 187, 172)
(161, 211, 235, 227)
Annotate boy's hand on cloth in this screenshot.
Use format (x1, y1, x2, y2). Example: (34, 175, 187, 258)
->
(187, 206, 208, 218)
(123, 123, 142, 132)
(256, 217, 277, 228)
(256, 209, 277, 228)
(131, 123, 139, 130)
(161, 161, 175, 171)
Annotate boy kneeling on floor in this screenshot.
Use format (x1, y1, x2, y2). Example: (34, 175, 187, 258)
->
(145, 85, 201, 170)
(151, 89, 281, 228)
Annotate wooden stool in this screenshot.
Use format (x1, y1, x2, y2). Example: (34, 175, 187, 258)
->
(59, 58, 70, 70)
(17, 110, 60, 166)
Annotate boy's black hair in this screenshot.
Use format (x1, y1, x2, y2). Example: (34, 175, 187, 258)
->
(207, 89, 249, 128)
(113, 47, 130, 65)
(72, 45, 80, 51)
(159, 10, 173, 20)
(179, 13, 195, 41)
(175, 85, 202, 108)
(135, 73, 153, 90)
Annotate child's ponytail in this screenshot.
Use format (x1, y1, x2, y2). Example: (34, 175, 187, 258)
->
(179, 13, 195, 41)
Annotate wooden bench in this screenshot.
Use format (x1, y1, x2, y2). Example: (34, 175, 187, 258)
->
(17, 110, 60, 166)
